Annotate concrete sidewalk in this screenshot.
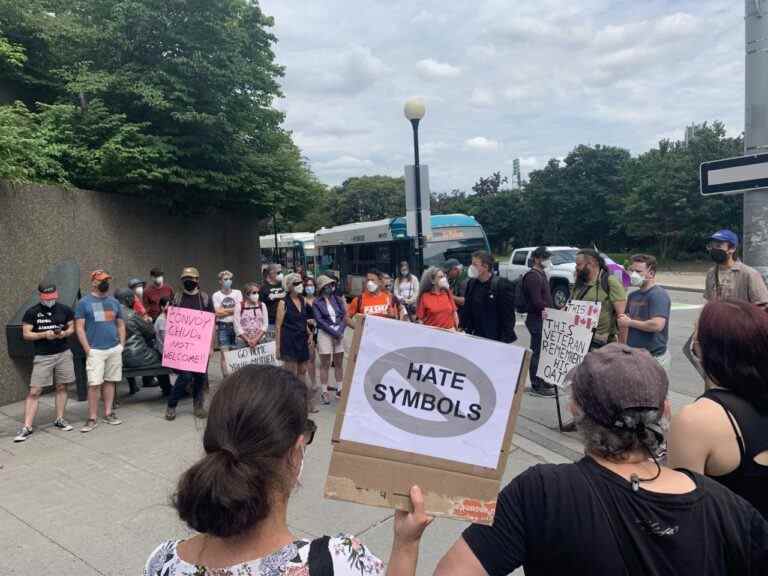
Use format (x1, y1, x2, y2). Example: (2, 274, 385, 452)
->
(0, 364, 567, 576)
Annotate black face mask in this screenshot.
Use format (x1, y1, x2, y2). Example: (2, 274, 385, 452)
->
(323, 286, 334, 296)
(576, 268, 590, 283)
(183, 279, 198, 291)
(710, 248, 729, 264)
(97, 281, 110, 293)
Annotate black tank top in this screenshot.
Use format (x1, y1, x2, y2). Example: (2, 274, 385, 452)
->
(699, 388, 768, 519)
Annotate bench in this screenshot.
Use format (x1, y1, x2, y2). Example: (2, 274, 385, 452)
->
(73, 355, 173, 400)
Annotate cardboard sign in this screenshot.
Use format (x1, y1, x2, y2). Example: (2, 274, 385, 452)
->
(223, 342, 279, 373)
(537, 307, 593, 387)
(161, 307, 215, 374)
(325, 315, 530, 524)
(564, 300, 602, 332)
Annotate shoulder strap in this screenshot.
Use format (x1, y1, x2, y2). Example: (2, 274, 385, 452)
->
(490, 275, 500, 296)
(701, 389, 768, 457)
(357, 293, 364, 314)
(307, 536, 333, 576)
(576, 462, 643, 576)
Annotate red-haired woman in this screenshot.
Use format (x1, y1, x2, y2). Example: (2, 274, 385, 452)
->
(668, 299, 768, 519)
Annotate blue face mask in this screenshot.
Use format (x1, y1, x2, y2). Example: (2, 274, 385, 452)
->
(222, 279, 233, 289)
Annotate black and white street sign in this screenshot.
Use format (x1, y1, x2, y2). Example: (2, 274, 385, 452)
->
(700, 153, 768, 196)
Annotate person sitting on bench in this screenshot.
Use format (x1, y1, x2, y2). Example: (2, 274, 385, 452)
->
(114, 288, 171, 396)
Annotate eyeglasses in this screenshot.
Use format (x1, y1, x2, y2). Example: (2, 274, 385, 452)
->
(304, 419, 317, 445)
(247, 292, 259, 296)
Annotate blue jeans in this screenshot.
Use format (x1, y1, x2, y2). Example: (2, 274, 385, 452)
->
(168, 371, 206, 408)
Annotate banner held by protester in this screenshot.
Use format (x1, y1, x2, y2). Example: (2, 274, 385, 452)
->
(161, 307, 215, 373)
(223, 342, 279, 373)
(325, 315, 530, 524)
(537, 307, 593, 387)
(564, 300, 602, 332)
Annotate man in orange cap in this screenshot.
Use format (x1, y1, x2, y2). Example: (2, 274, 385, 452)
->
(75, 269, 126, 433)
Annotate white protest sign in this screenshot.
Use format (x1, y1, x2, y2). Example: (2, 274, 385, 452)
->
(564, 300, 602, 332)
(339, 315, 526, 469)
(537, 307, 593, 387)
(223, 342, 279, 373)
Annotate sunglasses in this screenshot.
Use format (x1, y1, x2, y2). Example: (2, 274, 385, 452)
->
(247, 292, 259, 296)
(304, 419, 317, 445)
(293, 281, 303, 286)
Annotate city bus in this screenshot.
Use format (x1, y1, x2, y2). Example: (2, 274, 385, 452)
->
(314, 213, 490, 295)
(259, 232, 317, 274)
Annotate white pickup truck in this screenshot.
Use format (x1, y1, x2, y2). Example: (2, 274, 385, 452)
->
(498, 246, 579, 309)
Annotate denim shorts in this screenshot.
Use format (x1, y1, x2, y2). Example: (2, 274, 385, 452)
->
(216, 322, 237, 348)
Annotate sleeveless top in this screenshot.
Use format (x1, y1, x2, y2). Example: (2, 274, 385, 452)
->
(699, 388, 768, 519)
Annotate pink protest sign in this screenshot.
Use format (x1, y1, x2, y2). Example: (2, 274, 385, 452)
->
(161, 307, 216, 373)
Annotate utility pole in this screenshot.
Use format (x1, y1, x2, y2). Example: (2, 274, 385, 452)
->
(745, 0, 768, 280)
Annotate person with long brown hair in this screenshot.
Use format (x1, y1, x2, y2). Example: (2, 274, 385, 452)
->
(144, 366, 431, 575)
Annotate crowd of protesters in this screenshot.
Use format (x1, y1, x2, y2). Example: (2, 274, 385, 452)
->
(10, 227, 768, 574)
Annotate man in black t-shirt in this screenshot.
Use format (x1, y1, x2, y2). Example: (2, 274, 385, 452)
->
(15, 284, 77, 442)
(260, 263, 286, 332)
(417, 344, 768, 575)
(460, 251, 517, 343)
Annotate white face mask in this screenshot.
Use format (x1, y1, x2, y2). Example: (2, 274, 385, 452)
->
(297, 446, 306, 486)
(438, 277, 450, 290)
(542, 259, 553, 270)
(630, 271, 645, 287)
(154, 276, 164, 286)
(366, 280, 378, 293)
(468, 264, 479, 279)
(276, 273, 284, 283)
(305, 285, 315, 296)
(134, 286, 144, 297)
(41, 300, 56, 308)
(294, 284, 304, 295)
(249, 293, 260, 303)
(401, 269, 409, 277)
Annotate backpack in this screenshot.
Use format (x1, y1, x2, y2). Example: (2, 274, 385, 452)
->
(512, 271, 531, 314)
(172, 291, 210, 310)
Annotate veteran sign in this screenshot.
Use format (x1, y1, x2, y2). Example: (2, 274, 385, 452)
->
(325, 315, 529, 523)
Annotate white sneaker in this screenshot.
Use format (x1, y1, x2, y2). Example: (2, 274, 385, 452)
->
(14, 426, 33, 442)
(53, 418, 73, 432)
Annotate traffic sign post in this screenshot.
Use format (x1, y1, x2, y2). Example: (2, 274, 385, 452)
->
(700, 153, 768, 196)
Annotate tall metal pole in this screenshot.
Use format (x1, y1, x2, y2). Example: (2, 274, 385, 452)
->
(745, 0, 768, 280)
(411, 119, 424, 275)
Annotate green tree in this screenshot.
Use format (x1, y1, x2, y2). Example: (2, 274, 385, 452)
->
(0, 0, 318, 216)
(325, 175, 406, 225)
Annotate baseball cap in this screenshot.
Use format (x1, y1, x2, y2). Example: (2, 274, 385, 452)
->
(150, 267, 164, 277)
(180, 266, 200, 279)
(38, 283, 58, 301)
(568, 343, 668, 429)
(128, 277, 145, 289)
(709, 229, 739, 247)
(442, 258, 462, 271)
(91, 269, 112, 282)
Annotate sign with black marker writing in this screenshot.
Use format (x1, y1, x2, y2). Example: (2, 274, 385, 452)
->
(537, 307, 593, 386)
(161, 307, 215, 374)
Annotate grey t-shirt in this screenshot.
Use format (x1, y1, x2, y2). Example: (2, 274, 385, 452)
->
(627, 285, 671, 355)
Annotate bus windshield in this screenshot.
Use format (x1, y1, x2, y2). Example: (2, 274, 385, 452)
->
(423, 237, 489, 268)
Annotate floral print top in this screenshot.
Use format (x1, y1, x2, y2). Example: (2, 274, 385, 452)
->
(144, 535, 384, 576)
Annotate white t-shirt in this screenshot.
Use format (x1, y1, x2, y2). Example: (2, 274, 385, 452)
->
(212, 289, 243, 324)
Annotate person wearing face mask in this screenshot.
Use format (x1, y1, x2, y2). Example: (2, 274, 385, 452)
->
(260, 263, 287, 339)
(276, 273, 318, 410)
(143, 267, 174, 321)
(394, 260, 420, 322)
(14, 284, 77, 442)
(460, 251, 518, 344)
(313, 275, 347, 403)
(303, 277, 319, 393)
(234, 282, 269, 349)
(347, 270, 398, 327)
(416, 267, 459, 330)
(618, 254, 672, 370)
(145, 366, 431, 576)
(572, 249, 628, 349)
(443, 258, 467, 312)
(703, 229, 768, 307)
(522, 247, 556, 397)
(166, 267, 214, 422)
(75, 270, 126, 433)
(128, 277, 151, 320)
(212, 270, 243, 378)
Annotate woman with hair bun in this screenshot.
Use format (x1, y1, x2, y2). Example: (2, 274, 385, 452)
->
(144, 365, 431, 576)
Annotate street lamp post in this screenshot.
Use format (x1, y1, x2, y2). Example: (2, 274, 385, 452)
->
(273, 189, 280, 267)
(404, 97, 426, 275)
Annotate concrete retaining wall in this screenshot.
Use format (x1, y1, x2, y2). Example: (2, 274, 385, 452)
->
(0, 181, 263, 405)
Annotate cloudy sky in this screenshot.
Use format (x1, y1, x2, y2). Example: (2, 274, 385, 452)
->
(258, 0, 744, 193)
